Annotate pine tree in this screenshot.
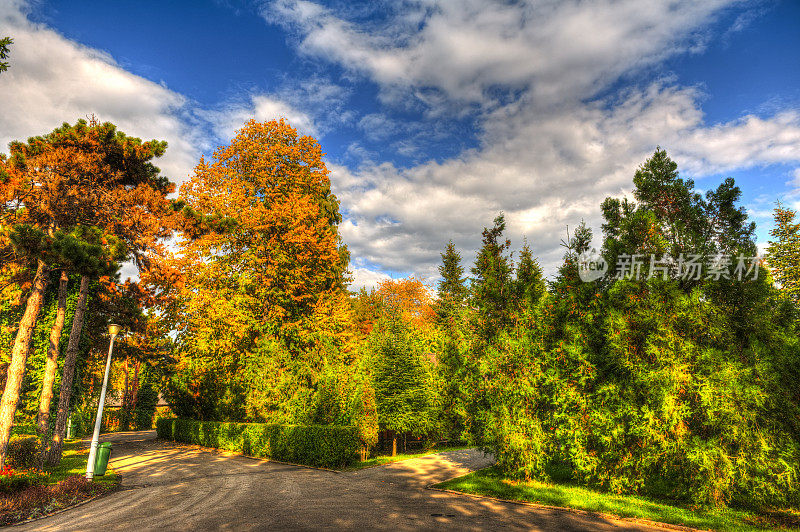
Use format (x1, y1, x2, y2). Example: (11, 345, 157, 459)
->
(767, 203, 800, 307)
(436, 240, 466, 322)
(471, 214, 514, 339)
(371, 305, 437, 455)
(515, 241, 545, 311)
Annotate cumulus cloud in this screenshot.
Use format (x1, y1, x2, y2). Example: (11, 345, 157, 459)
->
(266, 0, 739, 107)
(349, 267, 391, 291)
(277, 0, 800, 278)
(0, 0, 201, 184)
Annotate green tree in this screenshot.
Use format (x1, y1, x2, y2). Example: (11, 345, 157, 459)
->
(767, 203, 800, 308)
(514, 241, 545, 311)
(0, 37, 12, 73)
(371, 305, 438, 455)
(471, 214, 515, 339)
(436, 240, 467, 322)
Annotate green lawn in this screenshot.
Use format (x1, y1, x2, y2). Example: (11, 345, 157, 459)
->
(345, 444, 472, 471)
(44, 439, 119, 487)
(434, 467, 800, 532)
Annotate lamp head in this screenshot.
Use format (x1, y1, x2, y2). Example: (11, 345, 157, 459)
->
(108, 323, 122, 338)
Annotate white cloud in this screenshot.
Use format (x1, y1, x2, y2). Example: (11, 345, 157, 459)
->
(267, 0, 740, 107)
(204, 94, 319, 141)
(0, 0, 200, 185)
(348, 267, 391, 291)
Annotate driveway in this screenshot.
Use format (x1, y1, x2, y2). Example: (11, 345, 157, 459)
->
(16, 431, 668, 531)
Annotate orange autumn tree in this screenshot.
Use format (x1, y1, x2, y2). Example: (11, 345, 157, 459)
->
(376, 277, 436, 329)
(167, 119, 354, 421)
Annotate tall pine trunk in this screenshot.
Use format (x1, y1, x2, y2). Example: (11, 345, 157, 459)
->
(0, 260, 50, 465)
(36, 270, 69, 437)
(43, 275, 90, 466)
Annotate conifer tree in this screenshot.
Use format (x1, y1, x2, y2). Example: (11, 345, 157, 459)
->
(436, 240, 466, 322)
(371, 305, 437, 455)
(471, 214, 514, 339)
(1, 118, 174, 465)
(515, 241, 545, 311)
(0, 37, 11, 73)
(767, 204, 800, 308)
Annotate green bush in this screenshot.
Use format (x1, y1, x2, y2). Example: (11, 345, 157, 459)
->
(6, 436, 40, 469)
(156, 419, 360, 468)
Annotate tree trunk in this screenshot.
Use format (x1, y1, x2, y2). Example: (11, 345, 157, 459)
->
(131, 359, 140, 411)
(43, 275, 90, 466)
(122, 354, 130, 430)
(0, 260, 50, 465)
(391, 434, 397, 457)
(36, 270, 69, 437)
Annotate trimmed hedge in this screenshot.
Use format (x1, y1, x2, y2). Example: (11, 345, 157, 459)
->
(156, 419, 360, 468)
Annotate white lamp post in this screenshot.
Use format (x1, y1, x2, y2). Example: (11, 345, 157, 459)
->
(86, 323, 122, 480)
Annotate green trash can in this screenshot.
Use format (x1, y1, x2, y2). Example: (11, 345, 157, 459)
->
(94, 442, 113, 476)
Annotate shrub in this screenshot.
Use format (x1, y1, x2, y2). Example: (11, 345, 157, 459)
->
(156, 419, 360, 468)
(6, 436, 40, 469)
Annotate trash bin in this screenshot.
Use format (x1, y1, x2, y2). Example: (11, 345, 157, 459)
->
(94, 442, 113, 476)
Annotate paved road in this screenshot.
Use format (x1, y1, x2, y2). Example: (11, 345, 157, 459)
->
(16, 431, 667, 531)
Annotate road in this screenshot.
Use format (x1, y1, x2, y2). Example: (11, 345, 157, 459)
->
(16, 431, 668, 531)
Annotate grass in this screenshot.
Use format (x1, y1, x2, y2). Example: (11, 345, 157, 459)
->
(344, 444, 473, 470)
(434, 467, 800, 532)
(44, 439, 119, 486)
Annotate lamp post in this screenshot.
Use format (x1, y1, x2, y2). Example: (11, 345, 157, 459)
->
(86, 323, 122, 480)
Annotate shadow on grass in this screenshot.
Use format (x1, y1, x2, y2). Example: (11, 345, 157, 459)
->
(435, 467, 800, 532)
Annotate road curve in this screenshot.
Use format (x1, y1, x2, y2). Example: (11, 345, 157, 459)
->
(15, 431, 667, 531)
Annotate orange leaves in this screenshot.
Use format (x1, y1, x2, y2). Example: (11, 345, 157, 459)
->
(168, 118, 348, 357)
(377, 277, 437, 328)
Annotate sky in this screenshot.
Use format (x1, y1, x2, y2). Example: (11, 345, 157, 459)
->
(1, 0, 799, 289)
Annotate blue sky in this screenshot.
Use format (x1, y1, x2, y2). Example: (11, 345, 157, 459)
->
(2, 0, 799, 287)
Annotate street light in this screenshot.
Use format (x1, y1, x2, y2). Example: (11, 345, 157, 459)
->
(86, 324, 122, 480)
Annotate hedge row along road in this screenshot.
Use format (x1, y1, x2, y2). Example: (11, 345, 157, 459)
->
(20, 431, 665, 531)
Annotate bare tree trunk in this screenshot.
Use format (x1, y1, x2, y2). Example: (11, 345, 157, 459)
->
(0, 260, 50, 465)
(43, 275, 90, 466)
(36, 270, 69, 437)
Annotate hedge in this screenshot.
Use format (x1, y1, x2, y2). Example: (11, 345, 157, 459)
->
(156, 419, 361, 468)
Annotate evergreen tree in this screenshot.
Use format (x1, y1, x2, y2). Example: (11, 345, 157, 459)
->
(0, 37, 11, 73)
(471, 214, 515, 339)
(436, 240, 467, 321)
(767, 203, 800, 308)
(371, 305, 438, 455)
(514, 241, 545, 311)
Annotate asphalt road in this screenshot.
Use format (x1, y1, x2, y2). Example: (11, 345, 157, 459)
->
(15, 431, 668, 531)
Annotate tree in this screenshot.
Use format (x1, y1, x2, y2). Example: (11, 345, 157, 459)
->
(471, 214, 515, 339)
(0, 37, 12, 73)
(514, 241, 545, 311)
(35, 270, 68, 437)
(435, 240, 467, 322)
(0, 118, 174, 465)
(376, 277, 435, 329)
(370, 305, 438, 455)
(166, 119, 350, 422)
(767, 203, 800, 308)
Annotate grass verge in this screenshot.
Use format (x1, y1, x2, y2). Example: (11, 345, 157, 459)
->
(0, 439, 120, 525)
(344, 444, 472, 471)
(433, 466, 800, 532)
